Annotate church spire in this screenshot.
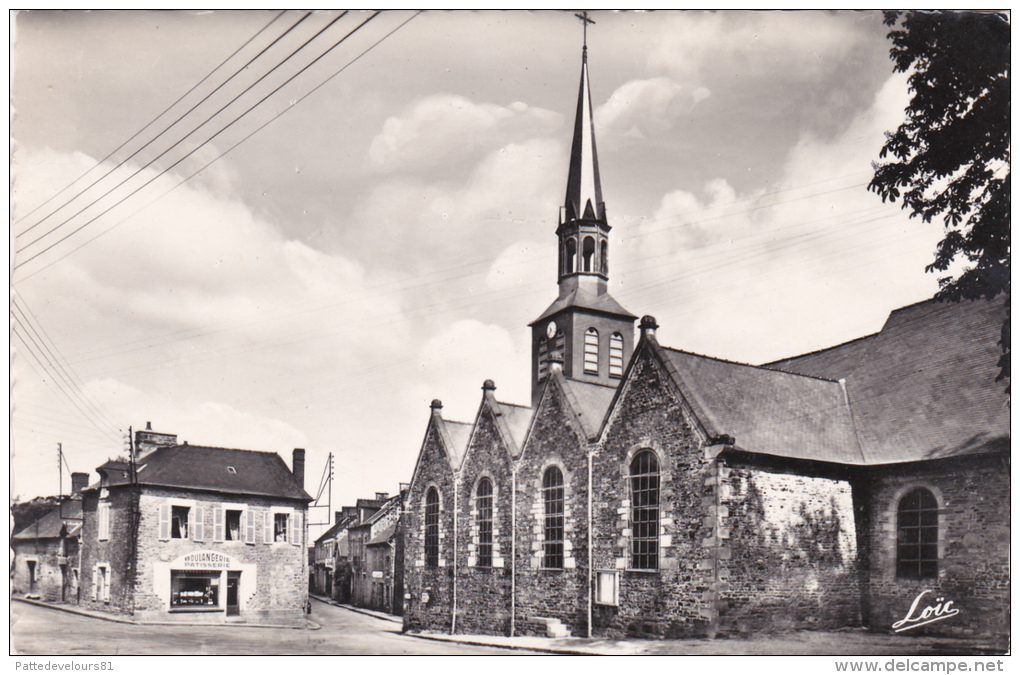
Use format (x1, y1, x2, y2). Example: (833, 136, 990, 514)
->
(562, 44, 605, 225)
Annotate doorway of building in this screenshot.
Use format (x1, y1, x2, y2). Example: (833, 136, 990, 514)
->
(226, 572, 240, 616)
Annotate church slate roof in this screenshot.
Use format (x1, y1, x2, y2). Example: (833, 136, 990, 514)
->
(531, 285, 636, 324)
(662, 348, 864, 465)
(766, 297, 1009, 465)
(442, 419, 474, 469)
(559, 377, 617, 440)
(494, 400, 534, 457)
(99, 444, 312, 501)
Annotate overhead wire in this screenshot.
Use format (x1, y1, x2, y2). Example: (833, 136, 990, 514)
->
(12, 10, 409, 277)
(13, 10, 290, 232)
(16, 10, 342, 259)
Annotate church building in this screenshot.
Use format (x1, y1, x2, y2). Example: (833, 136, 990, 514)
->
(401, 41, 1009, 642)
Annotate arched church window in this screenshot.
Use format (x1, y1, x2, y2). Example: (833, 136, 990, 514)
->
(476, 478, 493, 567)
(582, 236, 595, 272)
(609, 332, 624, 378)
(543, 466, 564, 569)
(424, 488, 440, 568)
(601, 240, 608, 275)
(630, 450, 660, 570)
(897, 487, 938, 579)
(584, 328, 599, 374)
(565, 238, 577, 274)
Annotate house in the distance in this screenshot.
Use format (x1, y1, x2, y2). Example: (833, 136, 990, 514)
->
(11, 472, 89, 603)
(78, 424, 312, 625)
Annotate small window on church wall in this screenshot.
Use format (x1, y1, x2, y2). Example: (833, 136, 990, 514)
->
(582, 236, 595, 272)
(630, 450, 660, 570)
(565, 238, 577, 274)
(476, 478, 493, 567)
(584, 328, 599, 374)
(609, 333, 624, 377)
(897, 488, 938, 580)
(424, 488, 440, 568)
(601, 240, 608, 275)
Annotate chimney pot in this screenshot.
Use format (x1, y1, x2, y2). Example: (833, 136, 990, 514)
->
(292, 448, 306, 488)
(71, 472, 89, 496)
(146, 421, 152, 430)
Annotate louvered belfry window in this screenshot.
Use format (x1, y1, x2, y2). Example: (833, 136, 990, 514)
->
(543, 466, 565, 569)
(609, 332, 624, 377)
(584, 328, 599, 374)
(476, 478, 493, 567)
(897, 488, 938, 579)
(424, 488, 440, 568)
(630, 450, 660, 570)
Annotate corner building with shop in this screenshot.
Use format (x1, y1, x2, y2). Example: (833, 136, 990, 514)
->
(78, 425, 312, 625)
(401, 44, 1009, 641)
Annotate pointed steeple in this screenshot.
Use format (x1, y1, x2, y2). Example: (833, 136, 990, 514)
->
(563, 46, 605, 225)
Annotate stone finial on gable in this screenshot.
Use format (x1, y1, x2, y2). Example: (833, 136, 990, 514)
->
(640, 315, 659, 340)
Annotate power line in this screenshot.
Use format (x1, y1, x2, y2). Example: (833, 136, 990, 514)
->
(13, 10, 417, 280)
(13, 10, 289, 232)
(16, 11, 340, 258)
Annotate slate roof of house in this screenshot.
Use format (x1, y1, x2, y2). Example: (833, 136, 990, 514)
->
(314, 513, 359, 545)
(766, 297, 1009, 465)
(531, 285, 637, 324)
(662, 348, 864, 464)
(97, 444, 312, 501)
(560, 377, 617, 439)
(12, 499, 83, 540)
(495, 400, 534, 457)
(366, 522, 397, 547)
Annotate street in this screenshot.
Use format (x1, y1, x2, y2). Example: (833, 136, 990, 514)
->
(10, 601, 541, 655)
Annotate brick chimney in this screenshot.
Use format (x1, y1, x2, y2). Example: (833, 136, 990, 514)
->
(135, 422, 178, 460)
(292, 448, 306, 489)
(71, 472, 89, 496)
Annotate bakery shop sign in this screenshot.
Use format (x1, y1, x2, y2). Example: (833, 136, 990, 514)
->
(180, 552, 234, 570)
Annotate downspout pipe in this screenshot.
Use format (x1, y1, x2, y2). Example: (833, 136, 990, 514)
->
(452, 473, 458, 634)
(587, 447, 593, 638)
(510, 465, 517, 637)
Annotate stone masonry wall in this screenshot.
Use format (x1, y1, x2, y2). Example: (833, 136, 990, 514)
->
(79, 487, 137, 615)
(131, 487, 307, 625)
(403, 421, 455, 633)
(514, 379, 591, 637)
(12, 536, 79, 603)
(592, 352, 713, 638)
(719, 461, 860, 633)
(858, 455, 1009, 640)
(455, 404, 513, 635)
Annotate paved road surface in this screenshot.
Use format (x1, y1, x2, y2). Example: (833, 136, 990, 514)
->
(10, 601, 541, 655)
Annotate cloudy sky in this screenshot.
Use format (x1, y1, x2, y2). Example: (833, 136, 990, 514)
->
(11, 10, 948, 538)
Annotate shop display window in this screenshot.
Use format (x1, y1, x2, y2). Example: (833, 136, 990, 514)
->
(170, 571, 220, 609)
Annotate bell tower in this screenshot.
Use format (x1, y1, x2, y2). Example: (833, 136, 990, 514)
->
(529, 22, 636, 406)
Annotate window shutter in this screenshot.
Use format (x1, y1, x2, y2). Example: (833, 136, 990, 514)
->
(264, 511, 273, 544)
(193, 505, 204, 542)
(92, 565, 97, 601)
(97, 503, 107, 540)
(158, 503, 170, 541)
(245, 509, 255, 545)
(213, 506, 224, 543)
(289, 512, 300, 546)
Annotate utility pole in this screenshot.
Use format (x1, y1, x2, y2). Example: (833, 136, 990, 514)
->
(57, 442, 62, 497)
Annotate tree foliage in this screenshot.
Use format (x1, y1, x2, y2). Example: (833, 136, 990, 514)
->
(869, 10, 1010, 389)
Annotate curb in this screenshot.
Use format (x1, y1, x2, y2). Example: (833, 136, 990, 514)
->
(13, 596, 320, 630)
(308, 595, 402, 626)
(404, 632, 600, 656)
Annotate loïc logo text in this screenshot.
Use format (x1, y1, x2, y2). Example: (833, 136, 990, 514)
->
(892, 590, 960, 632)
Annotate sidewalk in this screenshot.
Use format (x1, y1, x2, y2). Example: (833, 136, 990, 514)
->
(12, 596, 319, 630)
(309, 593, 401, 625)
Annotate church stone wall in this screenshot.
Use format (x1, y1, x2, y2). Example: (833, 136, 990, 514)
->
(857, 455, 1009, 640)
(592, 352, 714, 638)
(402, 422, 456, 634)
(718, 463, 860, 633)
(514, 381, 591, 637)
(454, 406, 513, 635)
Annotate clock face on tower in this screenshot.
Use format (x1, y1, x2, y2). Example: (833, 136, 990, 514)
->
(546, 321, 558, 339)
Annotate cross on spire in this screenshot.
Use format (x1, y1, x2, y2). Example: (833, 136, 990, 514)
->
(575, 11, 595, 49)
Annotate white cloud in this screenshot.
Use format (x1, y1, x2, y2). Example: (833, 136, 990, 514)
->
(368, 94, 561, 172)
